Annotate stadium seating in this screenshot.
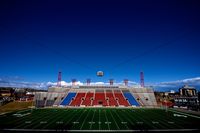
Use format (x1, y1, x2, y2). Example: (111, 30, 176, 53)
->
(106, 92, 118, 106)
(81, 92, 94, 106)
(92, 92, 108, 106)
(60, 92, 76, 106)
(114, 91, 130, 106)
(70, 93, 86, 106)
(35, 100, 46, 107)
(53, 93, 66, 106)
(123, 92, 140, 106)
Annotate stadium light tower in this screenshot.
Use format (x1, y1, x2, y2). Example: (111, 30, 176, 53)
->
(72, 79, 77, 86)
(57, 71, 62, 87)
(140, 71, 145, 87)
(124, 79, 128, 86)
(109, 79, 114, 86)
(86, 79, 91, 86)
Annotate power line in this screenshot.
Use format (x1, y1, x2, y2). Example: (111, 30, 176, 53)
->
(31, 39, 97, 71)
(109, 31, 189, 73)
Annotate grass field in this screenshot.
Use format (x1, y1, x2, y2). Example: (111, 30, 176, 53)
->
(0, 108, 200, 132)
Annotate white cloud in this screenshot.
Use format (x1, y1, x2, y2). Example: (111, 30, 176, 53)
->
(0, 77, 199, 91)
(149, 77, 200, 91)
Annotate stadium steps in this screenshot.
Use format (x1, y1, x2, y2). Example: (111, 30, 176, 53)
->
(60, 92, 76, 106)
(53, 93, 66, 106)
(130, 92, 144, 106)
(106, 92, 118, 106)
(81, 92, 94, 106)
(123, 92, 140, 106)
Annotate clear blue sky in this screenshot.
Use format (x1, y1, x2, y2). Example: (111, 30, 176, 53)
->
(0, 0, 200, 83)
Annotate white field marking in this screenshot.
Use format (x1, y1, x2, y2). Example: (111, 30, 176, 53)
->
(169, 109, 200, 119)
(88, 122, 95, 124)
(72, 109, 87, 126)
(98, 110, 101, 130)
(14, 109, 53, 129)
(121, 122, 127, 124)
(42, 109, 69, 128)
(136, 122, 143, 124)
(73, 122, 79, 124)
(56, 121, 63, 124)
(40, 121, 47, 124)
(104, 110, 110, 130)
(65, 109, 83, 125)
(113, 110, 129, 129)
(25, 121, 31, 124)
(120, 110, 135, 126)
(89, 110, 96, 130)
(80, 109, 91, 130)
(3, 129, 200, 132)
(173, 113, 187, 118)
(152, 121, 159, 124)
(108, 110, 120, 130)
(13, 113, 31, 117)
(168, 121, 175, 124)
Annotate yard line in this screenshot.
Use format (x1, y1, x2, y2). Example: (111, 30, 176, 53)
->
(126, 109, 155, 129)
(71, 109, 88, 129)
(104, 109, 110, 130)
(113, 110, 129, 130)
(169, 109, 200, 119)
(108, 109, 120, 130)
(29, 109, 65, 129)
(41, 109, 71, 129)
(120, 110, 135, 126)
(89, 109, 96, 130)
(14, 109, 52, 129)
(98, 109, 101, 130)
(80, 109, 91, 130)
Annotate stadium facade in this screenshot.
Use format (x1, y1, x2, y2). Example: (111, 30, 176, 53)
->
(34, 84, 157, 108)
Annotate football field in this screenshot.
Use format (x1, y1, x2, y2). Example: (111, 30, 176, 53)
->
(0, 108, 200, 132)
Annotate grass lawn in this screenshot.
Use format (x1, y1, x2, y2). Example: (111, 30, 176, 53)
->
(0, 108, 200, 132)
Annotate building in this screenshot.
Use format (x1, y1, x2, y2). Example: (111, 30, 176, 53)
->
(174, 85, 199, 110)
(34, 84, 157, 108)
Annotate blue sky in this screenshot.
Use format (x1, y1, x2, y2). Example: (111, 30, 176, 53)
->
(0, 0, 200, 87)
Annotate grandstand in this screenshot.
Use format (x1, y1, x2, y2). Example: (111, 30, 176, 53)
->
(34, 85, 157, 108)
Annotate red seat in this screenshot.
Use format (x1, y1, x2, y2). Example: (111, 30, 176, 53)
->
(93, 92, 108, 106)
(70, 93, 85, 106)
(114, 92, 130, 106)
(81, 92, 94, 106)
(106, 92, 118, 106)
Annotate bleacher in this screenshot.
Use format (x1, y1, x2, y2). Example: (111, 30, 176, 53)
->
(114, 91, 130, 106)
(106, 92, 118, 106)
(70, 93, 86, 106)
(123, 92, 140, 106)
(60, 92, 76, 106)
(81, 92, 94, 106)
(35, 86, 157, 108)
(92, 92, 107, 106)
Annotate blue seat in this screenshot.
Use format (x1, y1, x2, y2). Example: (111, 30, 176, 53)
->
(60, 93, 76, 106)
(123, 92, 139, 106)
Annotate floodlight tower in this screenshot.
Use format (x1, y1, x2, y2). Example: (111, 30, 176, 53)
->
(86, 79, 91, 86)
(140, 71, 145, 87)
(124, 79, 128, 86)
(57, 71, 62, 87)
(72, 79, 77, 86)
(109, 79, 114, 86)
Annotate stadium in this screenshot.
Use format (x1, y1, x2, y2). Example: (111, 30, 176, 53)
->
(1, 74, 200, 133)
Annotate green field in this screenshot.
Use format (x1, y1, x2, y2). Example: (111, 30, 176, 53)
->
(0, 108, 200, 132)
